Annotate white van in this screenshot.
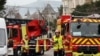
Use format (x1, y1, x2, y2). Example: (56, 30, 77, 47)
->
(0, 18, 7, 56)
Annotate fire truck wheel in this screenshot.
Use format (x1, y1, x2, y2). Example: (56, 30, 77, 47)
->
(14, 47, 21, 56)
(39, 47, 44, 55)
(17, 50, 21, 56)
(62, 50, 65, 56)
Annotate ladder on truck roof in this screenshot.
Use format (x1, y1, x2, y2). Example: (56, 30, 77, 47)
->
(5, 18, 34, 25)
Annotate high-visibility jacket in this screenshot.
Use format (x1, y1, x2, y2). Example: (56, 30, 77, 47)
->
(53, 35, 63, 51)
(21, 39, 29, 52)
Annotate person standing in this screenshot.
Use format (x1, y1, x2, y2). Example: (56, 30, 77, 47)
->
(28, 36, 36, 56)
(52, 30, 63, 56)
(21, 35, 29, 56)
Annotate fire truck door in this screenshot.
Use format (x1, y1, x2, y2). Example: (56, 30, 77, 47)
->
(21, 24, 27, 40)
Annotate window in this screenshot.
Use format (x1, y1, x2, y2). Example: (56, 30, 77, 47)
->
(61, 23, 69, 35)
(12, 29, 18, 37)
(28, 26, 35, 32)
(70, 23, 100, 37)
(7, 28, 18, 38)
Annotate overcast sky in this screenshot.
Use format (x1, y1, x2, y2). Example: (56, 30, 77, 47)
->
(6, 0, 61, 6)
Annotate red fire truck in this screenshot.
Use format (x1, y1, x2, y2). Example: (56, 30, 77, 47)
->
(6, 18, 51, 56)
(57, 15, 100, 56)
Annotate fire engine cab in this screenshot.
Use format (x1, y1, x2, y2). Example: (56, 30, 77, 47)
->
(6, 18, 51, 56)
(57, 15, 100, 56)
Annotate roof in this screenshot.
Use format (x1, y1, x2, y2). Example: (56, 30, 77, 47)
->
(15, 12, 22, 19)
(31, 12, 43, 19)
(42, 3, 56, 14)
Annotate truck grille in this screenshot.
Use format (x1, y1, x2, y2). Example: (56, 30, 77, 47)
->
(78, 46, 98, 54)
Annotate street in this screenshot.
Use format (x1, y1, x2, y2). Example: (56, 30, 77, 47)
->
(41, 48, 53, 56)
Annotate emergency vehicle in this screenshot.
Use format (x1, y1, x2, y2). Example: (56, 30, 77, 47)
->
(0, 18, 8, 56)
(57, 15, 100, 56)
(6, 18, 51, 56)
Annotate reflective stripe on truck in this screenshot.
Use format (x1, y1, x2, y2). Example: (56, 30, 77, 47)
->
(21, 24, 27, 40)
(72, 38, 100, 45)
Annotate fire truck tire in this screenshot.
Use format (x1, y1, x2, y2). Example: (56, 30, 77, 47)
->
(14, 49, 17, 56)
(39, 47, 44, 55)
(62, 50, 65, 56)
(14, 47, 21, 56)
(17, 50, 21, 56)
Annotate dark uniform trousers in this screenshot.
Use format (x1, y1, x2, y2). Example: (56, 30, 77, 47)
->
(54, 49, 63, 56)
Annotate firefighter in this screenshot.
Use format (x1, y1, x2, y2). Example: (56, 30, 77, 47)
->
(52, 30, 63, 56)
(21, 35, 29, 56)
(28, 35, 36, 56)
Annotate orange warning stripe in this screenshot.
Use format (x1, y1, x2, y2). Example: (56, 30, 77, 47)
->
(92, 19, 98, 22)
(87, 19, 92, 22)
(72, 38, 78, 43)
(88, 39, 95, 45)
(72, 18, 100, 23)
(73, 18, 78, 22)
(81, 38, 88, 45)
(98, 20, 100, 22)
(76, 38, 83, 44)
(94, 39, 100, 45)
(83, 19, 88, 22)
(72, 38, 100, 45)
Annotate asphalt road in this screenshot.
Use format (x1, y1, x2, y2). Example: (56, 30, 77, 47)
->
(41, 48, 53, 56)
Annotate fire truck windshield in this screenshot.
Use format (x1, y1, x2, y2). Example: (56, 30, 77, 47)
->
(7, 28, 18, 38)
(70, 23, 100, 37)
(0, 29, 6, 46)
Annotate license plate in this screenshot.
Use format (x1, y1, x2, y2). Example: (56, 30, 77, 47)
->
(83, 54, 92, 56)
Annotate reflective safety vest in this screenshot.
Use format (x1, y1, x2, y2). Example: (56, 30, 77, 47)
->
(53, 35, 63, 51)
(21, 39, 29, 52)
(23, 39, 29, 48)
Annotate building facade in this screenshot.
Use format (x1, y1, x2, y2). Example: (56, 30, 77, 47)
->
(42, 4, 58, 22)
(62, 0, 99, 15)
